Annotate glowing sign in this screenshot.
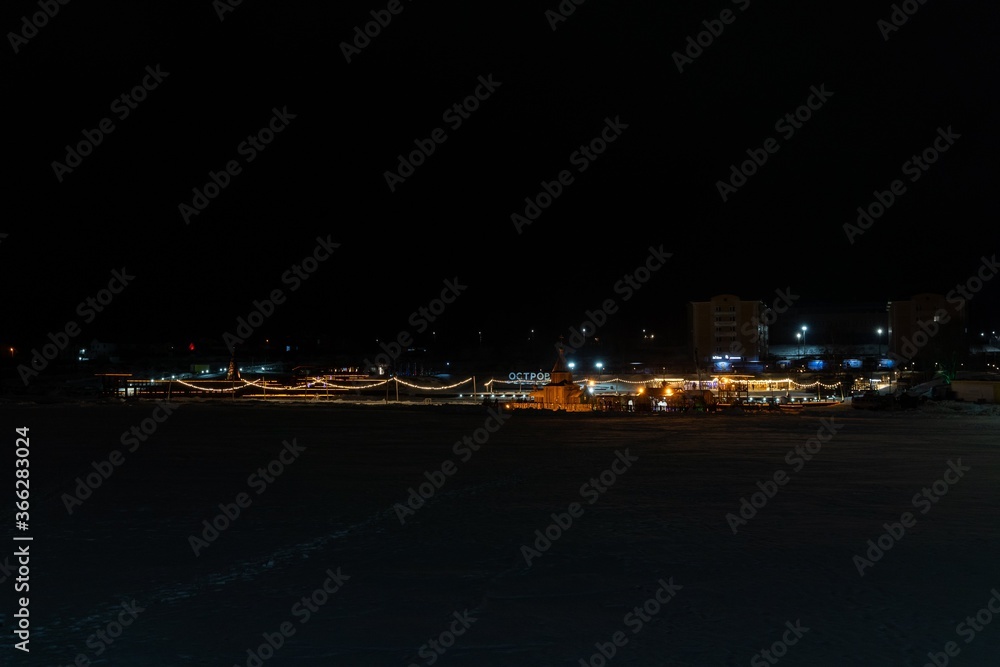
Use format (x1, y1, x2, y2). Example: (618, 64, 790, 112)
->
(508, 372, 551, 382)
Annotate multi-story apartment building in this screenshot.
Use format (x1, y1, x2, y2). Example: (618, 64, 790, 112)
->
(687, 295, 767, 367)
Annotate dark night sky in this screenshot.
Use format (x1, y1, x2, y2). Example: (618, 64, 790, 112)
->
(3, 1, 999, 357)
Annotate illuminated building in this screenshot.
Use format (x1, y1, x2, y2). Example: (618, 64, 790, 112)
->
(687, 294, 767, 369)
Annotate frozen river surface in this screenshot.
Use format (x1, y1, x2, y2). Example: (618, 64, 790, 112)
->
(3, 400, 999, 666)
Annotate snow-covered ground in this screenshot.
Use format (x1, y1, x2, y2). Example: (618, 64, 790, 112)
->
(3, 400, 999, 665)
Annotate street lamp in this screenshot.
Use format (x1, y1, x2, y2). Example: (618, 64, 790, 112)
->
(984, 331, 999, 371)
(994, 331, 999, 372)
(595, 361, 604, 379)
(876, 328, 883, 359)
(801, 326, 808, 357)
(796, 333, 801, 358)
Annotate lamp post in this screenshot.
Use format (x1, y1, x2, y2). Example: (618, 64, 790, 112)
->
(877, 328, 883, 359)
(994, 331, 999, 372)
(991, 331, 998, 372)
(984, 331, 999, 372)
(796, 333, 801, 358)
(801, 326, 808, 358)
(981, 332, 986, 370)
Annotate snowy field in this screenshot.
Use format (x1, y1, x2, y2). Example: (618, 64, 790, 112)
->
(2, 400, 999, 666)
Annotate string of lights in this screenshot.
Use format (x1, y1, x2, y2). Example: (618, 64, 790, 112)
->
(735, 378, 843, 390)
(154, 374, 843, 394)
(394, 377, 473, 390)
(483, 378, 538, 387)
(575, 376, 688, 385)
(170, 379, 243, 393)
(305, 377, 392, 390)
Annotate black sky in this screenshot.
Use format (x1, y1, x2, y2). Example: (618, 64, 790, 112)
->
(3, 1, 998, 356)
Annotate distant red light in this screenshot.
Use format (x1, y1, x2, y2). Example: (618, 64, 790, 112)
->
(188, 343, 195, 351)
